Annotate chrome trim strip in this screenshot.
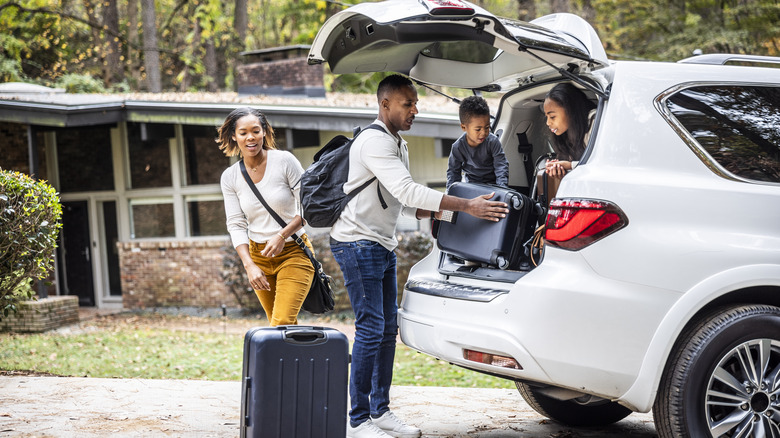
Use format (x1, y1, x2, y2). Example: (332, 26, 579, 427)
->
(404, 278, 508, 302)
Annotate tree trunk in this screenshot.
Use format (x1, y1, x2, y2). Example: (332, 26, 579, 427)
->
(141, 0, 161, 92)
(204, 33, 218, 92)
(103, 0, 122, 86)
(550, 0, 570, 13)
(579, 0, 595, 23)
(516, 0, 536, 21)
(234, 0, 247, 51)
(126, 0, 141, 87)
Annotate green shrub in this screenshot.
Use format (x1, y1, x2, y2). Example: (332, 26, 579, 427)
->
(54, 73, 106, 93)
(0, 169, 62, 319)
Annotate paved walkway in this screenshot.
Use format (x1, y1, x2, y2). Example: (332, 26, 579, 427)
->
(0, 376, 657, 437)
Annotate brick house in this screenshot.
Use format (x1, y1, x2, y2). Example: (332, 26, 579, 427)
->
(0, 85, 463, 310)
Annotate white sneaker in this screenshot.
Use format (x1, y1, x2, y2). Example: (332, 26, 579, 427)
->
(372, 411, 421, 438)
(347, 419, 392, 438)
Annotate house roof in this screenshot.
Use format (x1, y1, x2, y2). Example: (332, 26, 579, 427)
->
(0, 91, 469, 138)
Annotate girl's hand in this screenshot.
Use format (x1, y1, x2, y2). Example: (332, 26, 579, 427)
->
(545, 159, 570, 178)
(260, 233, 285, 258)
(246, 263, 270, 291)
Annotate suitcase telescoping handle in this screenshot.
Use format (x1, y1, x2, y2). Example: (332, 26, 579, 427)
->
(283, 328, 328, 345)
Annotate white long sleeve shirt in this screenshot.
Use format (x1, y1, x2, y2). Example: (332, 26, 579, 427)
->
(330, 120, 444, 251)
(221, 150, 304, 248)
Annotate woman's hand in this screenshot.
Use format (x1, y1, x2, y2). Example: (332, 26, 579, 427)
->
(246, 263, 270, 291)
(260, 233, 285, 258)
(545, 159, 571, 178)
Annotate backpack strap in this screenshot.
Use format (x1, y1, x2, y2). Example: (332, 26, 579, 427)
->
(346, 123, 388, 210)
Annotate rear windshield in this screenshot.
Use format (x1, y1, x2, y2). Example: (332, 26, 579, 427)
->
(667, 85, 780, 183)
(420, 41, 498, 64)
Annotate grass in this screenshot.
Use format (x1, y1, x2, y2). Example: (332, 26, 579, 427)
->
(0, 314, 515, 389)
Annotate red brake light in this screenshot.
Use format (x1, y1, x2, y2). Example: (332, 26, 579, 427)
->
(419, 0, 475, 15)
(545, 199, 628, 250)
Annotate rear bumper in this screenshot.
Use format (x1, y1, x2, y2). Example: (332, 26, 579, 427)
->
(398, 248, 678, 406)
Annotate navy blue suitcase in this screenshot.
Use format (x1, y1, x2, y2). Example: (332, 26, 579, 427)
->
(240, 326, 349, 438)
(437, 182, 536, 270)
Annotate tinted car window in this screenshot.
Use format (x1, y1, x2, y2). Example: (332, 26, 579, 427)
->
(667, 85, 780, 183)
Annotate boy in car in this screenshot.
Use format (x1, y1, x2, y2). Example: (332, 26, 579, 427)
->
(446, 95, 509, 189)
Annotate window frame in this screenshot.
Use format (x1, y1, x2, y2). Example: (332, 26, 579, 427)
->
(656, 81, 780, 186)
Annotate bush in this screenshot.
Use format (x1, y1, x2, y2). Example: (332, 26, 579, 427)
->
(54, 73, 106, 93)
(0, 169, 62, 319)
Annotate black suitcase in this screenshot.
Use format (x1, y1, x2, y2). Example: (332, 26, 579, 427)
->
(437, 182, 536, 270)
(240, 326, 349, 438)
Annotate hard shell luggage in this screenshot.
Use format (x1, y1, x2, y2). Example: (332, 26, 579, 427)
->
(437, 182, 536, 270)
(240, 326, 349, 438)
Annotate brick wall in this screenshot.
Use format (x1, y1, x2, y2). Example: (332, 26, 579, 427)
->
(118, 239, 239, 309)
(235, 58, 325, 97)
(0, 296, 79, 333)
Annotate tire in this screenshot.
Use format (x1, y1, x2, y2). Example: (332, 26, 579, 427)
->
(653, 305, 780, 438)
(515, 382, 632, 427)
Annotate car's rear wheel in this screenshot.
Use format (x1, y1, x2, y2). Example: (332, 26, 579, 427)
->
(515, 382, 632, 427)
(653, 305, 780, 438)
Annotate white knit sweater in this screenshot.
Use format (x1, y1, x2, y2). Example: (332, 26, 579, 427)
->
(330, 120, 443, 251)
(221, 149, 304, 248)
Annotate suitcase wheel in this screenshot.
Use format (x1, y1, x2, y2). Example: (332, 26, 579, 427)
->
(509, 194, 523, 210)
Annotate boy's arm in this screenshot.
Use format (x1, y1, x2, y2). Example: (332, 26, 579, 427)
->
(490, 136, 510, 187)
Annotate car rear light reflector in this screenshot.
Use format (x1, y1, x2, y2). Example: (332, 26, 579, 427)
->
(419, 0, 475, 15)
(463, 349, 522, 370)
(545, 199, 628, 251)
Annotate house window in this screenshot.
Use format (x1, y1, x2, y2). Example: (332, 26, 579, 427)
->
(130, 199, 175, 238)
(186, 197, 226, 236)
(437, 137, 458, 159)
(56, 126, 115, 192)
(182, 125, 229, 185)
(291, 129, 320, 148)
(127, 122, 174, 189)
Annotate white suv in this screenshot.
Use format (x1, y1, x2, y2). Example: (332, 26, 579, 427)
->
(309, 1, 780, 436)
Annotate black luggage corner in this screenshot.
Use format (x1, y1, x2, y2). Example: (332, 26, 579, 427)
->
(437, 182, 537, 270)
(240, 326, 349, 438)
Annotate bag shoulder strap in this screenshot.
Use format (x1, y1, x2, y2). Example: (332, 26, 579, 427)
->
(238, 160, 314, 258)
(346, 123, 388, 209)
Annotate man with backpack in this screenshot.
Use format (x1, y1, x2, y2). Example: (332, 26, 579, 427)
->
(331, 74, 509, 438)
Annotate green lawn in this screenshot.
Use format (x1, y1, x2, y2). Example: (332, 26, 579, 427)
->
(0, 315, 514, 389)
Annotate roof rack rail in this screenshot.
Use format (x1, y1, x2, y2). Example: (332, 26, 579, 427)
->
(678, 53, 780, 66)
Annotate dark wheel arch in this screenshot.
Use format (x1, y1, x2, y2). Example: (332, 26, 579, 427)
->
(516, 382, 633, 427)
(653, 304, 780, 438)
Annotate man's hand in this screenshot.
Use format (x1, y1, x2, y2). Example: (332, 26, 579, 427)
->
(467, 192, 509, 222)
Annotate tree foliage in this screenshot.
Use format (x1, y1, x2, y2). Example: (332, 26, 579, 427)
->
(0, 0, 778, 92)
(0, 169, 62, 319)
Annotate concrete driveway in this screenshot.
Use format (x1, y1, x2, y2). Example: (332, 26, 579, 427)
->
(0, 375, 657, 437)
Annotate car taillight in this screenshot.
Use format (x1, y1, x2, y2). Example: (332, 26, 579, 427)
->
(545, 199, 628, 251)
(419, 0, 475, 15)
(463, 349, 522, 370)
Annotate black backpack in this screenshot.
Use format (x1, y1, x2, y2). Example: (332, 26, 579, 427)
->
(300, 124, 385, 228)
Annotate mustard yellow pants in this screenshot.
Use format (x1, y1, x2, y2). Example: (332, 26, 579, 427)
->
(249, 234, 315, 326)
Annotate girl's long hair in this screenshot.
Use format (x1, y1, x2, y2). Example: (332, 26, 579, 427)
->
(546, 83, 596, 161)
(217, 107, 277, 157)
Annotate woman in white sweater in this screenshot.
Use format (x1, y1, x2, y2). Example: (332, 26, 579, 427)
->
(218, 107, 314, 326)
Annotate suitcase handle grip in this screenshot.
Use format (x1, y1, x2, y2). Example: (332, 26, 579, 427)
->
(284, 329, 327, 345)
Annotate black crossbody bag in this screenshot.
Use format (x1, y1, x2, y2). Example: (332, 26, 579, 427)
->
(238, 160, 334, 314)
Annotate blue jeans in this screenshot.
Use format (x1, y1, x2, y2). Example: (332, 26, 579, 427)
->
(330, 239, 398, 427)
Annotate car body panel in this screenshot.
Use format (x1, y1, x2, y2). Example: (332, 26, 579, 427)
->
(400, 60, 780, 411)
